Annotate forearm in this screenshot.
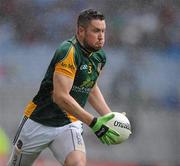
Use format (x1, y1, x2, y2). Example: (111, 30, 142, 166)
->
(53, 94, 94, 126)
(88, 84, 111, 116)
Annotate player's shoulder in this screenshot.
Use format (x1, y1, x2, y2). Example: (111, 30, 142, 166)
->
(95, 49, 106, 61)
(55, 39, 73, 56)
(53, 37, 76, 61)
(96, 48, 106, 55)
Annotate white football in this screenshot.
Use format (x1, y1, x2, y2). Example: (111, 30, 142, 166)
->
(106, 112, 132, 144)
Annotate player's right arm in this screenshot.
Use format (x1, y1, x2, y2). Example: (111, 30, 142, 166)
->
(53, 72, 94, 126)
(52, 43, 119, 145)
(53, 73, 119, 145)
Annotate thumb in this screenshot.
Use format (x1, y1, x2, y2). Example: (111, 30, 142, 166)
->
(102, 113, 115, 123)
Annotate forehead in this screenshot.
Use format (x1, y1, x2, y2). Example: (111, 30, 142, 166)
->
(88, 19, 106, 29)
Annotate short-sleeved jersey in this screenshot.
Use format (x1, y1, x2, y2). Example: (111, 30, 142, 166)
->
(23, 36, 106, 127)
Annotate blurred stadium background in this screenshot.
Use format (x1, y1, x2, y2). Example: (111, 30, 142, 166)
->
(0, 0, 180, 166)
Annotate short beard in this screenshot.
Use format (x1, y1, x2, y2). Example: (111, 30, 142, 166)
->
(83, 39, 100, 52)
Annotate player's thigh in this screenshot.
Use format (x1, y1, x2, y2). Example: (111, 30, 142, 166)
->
(8, 146, 40, 166)
(49, 126, 86, 165)
(9, 117, 52, 165)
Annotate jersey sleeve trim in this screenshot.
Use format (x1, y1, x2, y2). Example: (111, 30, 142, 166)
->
(24, 101, 37, 117)
(54, 46, 77, 79)
(66, 112, 78, 122)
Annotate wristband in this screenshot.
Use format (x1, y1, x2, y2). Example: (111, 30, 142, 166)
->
(89, 117, 97, 128)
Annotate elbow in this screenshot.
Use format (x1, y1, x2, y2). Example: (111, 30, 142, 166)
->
(52, 91, 65, 106)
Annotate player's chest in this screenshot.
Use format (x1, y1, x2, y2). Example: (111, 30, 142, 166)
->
(74, 57, 103, 88)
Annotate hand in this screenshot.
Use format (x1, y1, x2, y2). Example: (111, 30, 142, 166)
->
(89, 113, 120, 145)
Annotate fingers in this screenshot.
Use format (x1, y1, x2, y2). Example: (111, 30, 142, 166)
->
(100, 137, 106, 144)
(102, 113, 115, 122)
(106, 133, 117, 144)
(105, 135, 116, 144)
(101, 136, 110, 145)
(99, 130, 120, 145)
(108, 128, 120, 136)
(103, 128, 121, 145)
(100, 136, 113, 145)
(106, 131, 121, 144)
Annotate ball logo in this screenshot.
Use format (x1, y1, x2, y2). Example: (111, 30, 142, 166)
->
(105, 112, 132, 143)
(114, 120, 131, 130)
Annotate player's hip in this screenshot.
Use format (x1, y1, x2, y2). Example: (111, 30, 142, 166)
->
(13, 116, 83, 153)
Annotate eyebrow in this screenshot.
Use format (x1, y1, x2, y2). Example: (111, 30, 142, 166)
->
(91, 24, 106, 31)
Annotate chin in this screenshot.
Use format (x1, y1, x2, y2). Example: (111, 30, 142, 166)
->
(84, 41, 102, 52)
(93, 46, 102, 51)
(95, 46, 103, 50)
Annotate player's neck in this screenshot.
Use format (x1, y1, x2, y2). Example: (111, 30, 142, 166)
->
(75, 35, 92, 55)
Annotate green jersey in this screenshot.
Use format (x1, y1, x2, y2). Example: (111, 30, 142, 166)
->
(24, 36, 106, 127)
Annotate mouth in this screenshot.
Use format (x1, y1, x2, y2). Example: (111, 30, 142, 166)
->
(97, 41, 104, 45)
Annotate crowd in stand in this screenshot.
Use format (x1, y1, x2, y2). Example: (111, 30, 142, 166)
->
(0, 0, 180, 49)
(0, 0, 179, 110)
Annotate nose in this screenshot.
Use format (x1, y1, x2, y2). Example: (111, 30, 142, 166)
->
(98, 31, 104, 40)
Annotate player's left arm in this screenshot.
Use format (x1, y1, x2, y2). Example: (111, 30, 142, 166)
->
(88, 82, 111, 116)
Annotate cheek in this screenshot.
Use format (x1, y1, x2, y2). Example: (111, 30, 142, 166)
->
(86, 33, 97, 43)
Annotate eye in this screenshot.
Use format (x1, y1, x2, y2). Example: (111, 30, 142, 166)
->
(93, 29, 100, 33)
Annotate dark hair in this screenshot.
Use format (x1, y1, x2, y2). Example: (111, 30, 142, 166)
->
(77, 9, 105, 27)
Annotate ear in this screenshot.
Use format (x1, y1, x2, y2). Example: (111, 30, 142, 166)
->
(77, 26, 85, 35)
